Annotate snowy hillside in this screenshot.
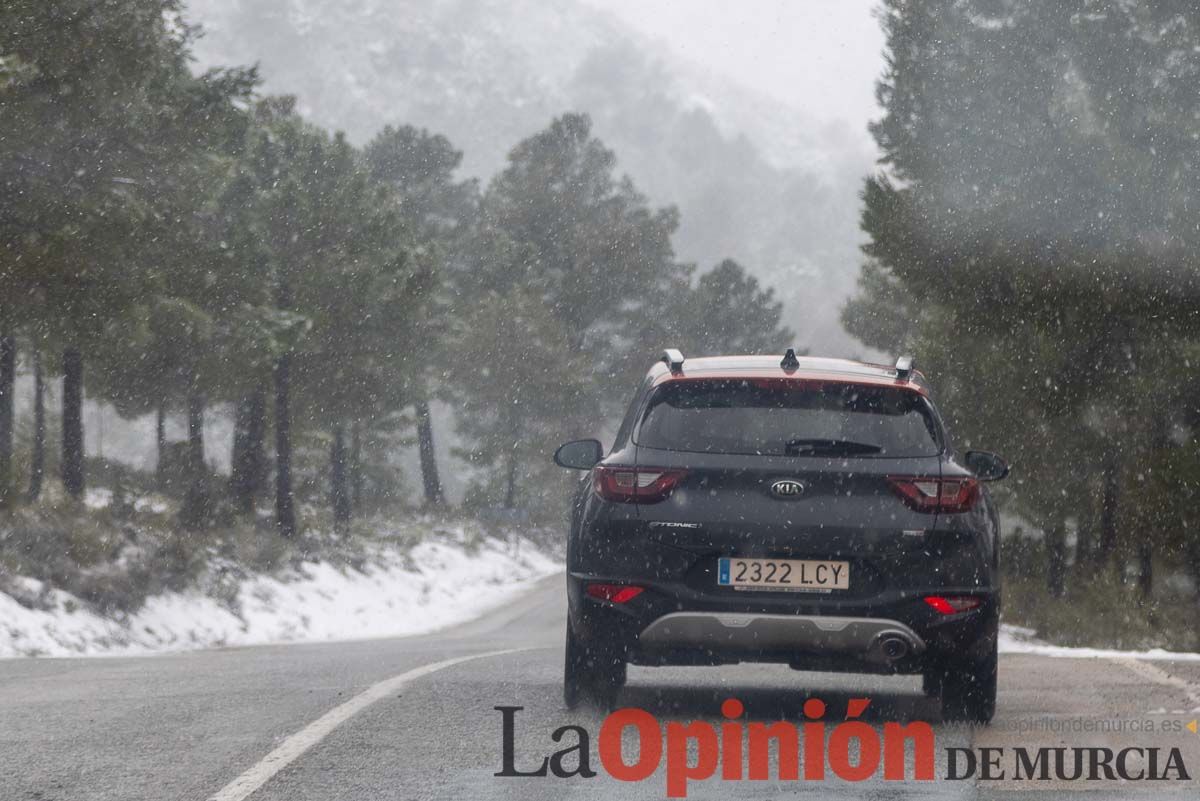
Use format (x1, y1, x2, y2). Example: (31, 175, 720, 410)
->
(1, 517, 560, 658)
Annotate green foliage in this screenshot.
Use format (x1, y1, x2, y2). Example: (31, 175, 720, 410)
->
(449, 289, 598, 517)
(668, 259, 794, 356)
(466, 114, 686, 381)
(0, 500, 207, 615)
(0, 0, 255, 344)
(443, 114, 802, 518)
(845, 0, 1200, 594)
(361, 125, 479, 415)
(363, 125, 479, 246)
(1003, 568, 1200, 653)
(212, 103, 434, 520)
(2, 7, 795, 535)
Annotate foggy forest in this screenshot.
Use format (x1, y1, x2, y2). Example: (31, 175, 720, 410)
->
(3, 0, 1200, 658)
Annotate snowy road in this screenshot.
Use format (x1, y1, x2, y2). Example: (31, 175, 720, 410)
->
(2, 575, 1199, 799)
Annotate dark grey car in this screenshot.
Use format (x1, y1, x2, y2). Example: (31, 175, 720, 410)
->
(554, 350, 1009, 722)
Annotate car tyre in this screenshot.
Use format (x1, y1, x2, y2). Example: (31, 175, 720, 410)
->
(563, 625, 625, 710)
(939, 640, 997, 723)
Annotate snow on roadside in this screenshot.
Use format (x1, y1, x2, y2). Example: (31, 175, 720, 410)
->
(83, 488, 113, 510)
(1000, 624, 1200, 662)
(13, 521, 1195, 664)
(0, 533, 561, 659)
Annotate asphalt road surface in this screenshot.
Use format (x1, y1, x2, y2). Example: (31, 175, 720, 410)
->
(2, 574, 1199, 800)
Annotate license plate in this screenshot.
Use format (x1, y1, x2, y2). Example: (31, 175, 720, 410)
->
(717, 558, 849, 592)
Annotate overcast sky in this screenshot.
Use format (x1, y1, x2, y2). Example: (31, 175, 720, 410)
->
(581, 0, 886, 137)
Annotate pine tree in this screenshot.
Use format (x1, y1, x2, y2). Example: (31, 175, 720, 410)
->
(449, 290, 598, 516)
(845, 0, 1200, 593)
(468, 114, 686, 381)
(666, 259, 793, 356)
(226, 101, 427, 532)
(1, 0, 255, 502)
(0, 335, 13, 507)
(363, 125, 479, 509)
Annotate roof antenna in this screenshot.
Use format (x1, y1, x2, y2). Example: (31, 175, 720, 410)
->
(661, 348, 685, 374)
(895, 355, 915, 379)
(781, 348, 800, 370)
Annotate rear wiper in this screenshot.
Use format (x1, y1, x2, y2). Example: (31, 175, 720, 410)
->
(784, 438, 882, 456)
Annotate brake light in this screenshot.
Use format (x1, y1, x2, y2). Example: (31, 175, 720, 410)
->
(887, 476, 979, 513)
(593, 466, 686, 503)
(924, 595, 983, 615)
(586, 583, 644, 604)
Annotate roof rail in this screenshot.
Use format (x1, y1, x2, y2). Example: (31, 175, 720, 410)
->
(895, 355, 915, 379)
(661, 348, 685, 374)
(781, 348, 800, 370)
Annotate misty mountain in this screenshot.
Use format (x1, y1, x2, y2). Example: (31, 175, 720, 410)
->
(185, 0, 875, 355)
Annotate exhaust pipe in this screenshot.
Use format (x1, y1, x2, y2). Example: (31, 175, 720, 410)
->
(878, 635, 910, 662)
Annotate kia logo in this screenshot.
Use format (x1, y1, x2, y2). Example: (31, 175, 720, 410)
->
(770, 479, 806, 498)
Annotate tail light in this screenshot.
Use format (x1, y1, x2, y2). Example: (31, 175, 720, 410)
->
(593, 465, 686, 503)
(887, 476, 979, 513)
(585, 583, 644, 604)
(924, 595, 983, 615)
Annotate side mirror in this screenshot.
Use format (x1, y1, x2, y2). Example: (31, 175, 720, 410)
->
(965, 450, 1009, 481)
(554, 439, 603, 470)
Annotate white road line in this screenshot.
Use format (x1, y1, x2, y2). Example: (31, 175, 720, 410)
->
(207, 648, 528, 801)
(1111, 656, 1200, 709)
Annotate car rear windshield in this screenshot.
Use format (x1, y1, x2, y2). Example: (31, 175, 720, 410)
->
(635, 379, 941, 457)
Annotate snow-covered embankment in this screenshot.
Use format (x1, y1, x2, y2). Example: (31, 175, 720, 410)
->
(1, 529, 561, 658)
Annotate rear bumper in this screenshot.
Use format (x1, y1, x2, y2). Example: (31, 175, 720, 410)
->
(568, 573, 998, 674)
(639, 612, 925, 666)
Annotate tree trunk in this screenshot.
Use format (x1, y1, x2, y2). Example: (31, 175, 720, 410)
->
(330, 422, 351, 531)
(155, 403, 167, 489)
(230, 398, 247, 504)
(187, 390, 205, 474)
(61, 348, 85, 499)
(245, 388, 267, 507)
(416, 399, 445, 508)
(1073, 503, 1093, 568)
(350, 420, 363, 512)
(1047, 518, 1067, 599)
(274, 352, 296, 538)
(230, 388, 267, 516)
(1136, 542, 1153, 603)
(0, 335, 14, 508)
(180, 384, 209, 527)
(503, 450, 518, 510)
(27, 350, 45, 502)
(1094, 456, 1119, 567)
(1188, 535, 1200, 604)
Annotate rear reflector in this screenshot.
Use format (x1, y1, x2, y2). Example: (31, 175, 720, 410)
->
(585, 583, 644, 604)
(887, 476, 979, 513)
(924, 595, 983, 615)
(593, 465, 686, 503)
